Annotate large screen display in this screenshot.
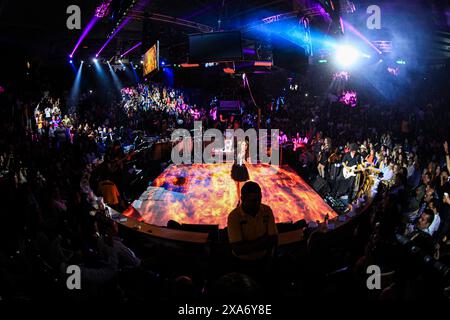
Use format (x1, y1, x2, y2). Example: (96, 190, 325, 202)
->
(143, 41, 159, 76)
(189, 31, 242, 63)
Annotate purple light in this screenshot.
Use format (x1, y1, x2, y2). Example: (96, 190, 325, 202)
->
(243, 48, 256, 55)
(342, 20, 382, 54)
(340, 91, 358, 107)
(70, 16, 99, 58)
(95, 0, 112, 18)
(96, 17, 130, 57)
(120, 42, 142, 57)
(209, 107, 217, 121)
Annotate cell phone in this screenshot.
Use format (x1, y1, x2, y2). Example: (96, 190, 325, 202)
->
(444, 192, 449, 198)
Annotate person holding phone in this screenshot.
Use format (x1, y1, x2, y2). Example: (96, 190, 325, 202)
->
(435, 192, 450, 241)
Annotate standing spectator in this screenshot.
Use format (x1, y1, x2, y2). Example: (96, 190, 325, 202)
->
(227, 181, 278, 262)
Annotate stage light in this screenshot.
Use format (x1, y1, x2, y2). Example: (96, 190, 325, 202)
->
(318, 59, 327, 63)
(396, 59, 406, 65)
(140, 60, 143, 64)
(68, 60, 84, 109)
(70, 16, 99, 58)
(81, 60, 84, 63)
(180, 63, 200, 68)
(69, 60, 73, 64)
(93, 58, 98, 62)
(95, 17, 130, 57)
(120, 41, 142, 58)
(161, 61, 166, 66)
(335, 45, 360, 68)
(118, 59, 122, 63)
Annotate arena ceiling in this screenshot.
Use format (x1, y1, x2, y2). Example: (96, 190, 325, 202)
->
(1, 0, 449, 75)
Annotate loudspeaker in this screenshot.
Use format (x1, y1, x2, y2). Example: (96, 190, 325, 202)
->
(272, 36, 309, 73)
(312, 176, 330, 196)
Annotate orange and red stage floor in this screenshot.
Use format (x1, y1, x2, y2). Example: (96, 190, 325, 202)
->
(132, 163, 337, 229)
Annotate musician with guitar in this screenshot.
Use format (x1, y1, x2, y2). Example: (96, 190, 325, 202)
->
(339, 143, 363, 200)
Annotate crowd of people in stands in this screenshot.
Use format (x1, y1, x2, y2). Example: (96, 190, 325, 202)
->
(1, 72, 450, 302)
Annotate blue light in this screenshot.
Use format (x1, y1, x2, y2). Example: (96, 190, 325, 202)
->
(161, 61, 165, 66)
(69, 60, 73, 64)
(396, 60, 406, 65)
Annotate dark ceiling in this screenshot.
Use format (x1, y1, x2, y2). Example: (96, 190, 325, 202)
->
(1, 0, 449, 87)
(0, 0, 287, 63)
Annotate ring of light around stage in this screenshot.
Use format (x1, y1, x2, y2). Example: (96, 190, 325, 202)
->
(131, 163, 337, 229)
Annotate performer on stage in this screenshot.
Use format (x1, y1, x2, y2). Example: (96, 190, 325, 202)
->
(231, 140, 250, 202)
(317, 137, 331, 178)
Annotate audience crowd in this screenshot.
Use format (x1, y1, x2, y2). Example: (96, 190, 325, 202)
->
(1, 76, 450, 302)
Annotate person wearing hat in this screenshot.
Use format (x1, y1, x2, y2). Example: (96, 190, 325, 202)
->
(340, 143, 363, 200)
(359, 144, 368, 159)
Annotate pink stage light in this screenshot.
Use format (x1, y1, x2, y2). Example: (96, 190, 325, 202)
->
(340, 91, 358, 107)
(95, 0, 112, 18)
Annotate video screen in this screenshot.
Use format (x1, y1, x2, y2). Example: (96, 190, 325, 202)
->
(189, 31, 242, 63)
(143, 41, 159, 76)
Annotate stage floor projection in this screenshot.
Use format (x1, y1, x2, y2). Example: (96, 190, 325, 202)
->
(132, 163, 337, 229)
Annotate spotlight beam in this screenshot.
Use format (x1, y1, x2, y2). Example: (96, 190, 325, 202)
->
(68, 61, 84, 110)
(96, 17, 130, 57)
(335, 45, 360, 68)
(107, 62, 123, 92)
(120, 42, 142, 58)
(342, 20, 382, 54)
(70, 16, 99, 58)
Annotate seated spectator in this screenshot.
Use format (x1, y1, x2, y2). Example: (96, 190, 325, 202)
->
(98, 175, 124, 210)
(407, 209, 435, 236)
(437, 169, 450, 199)
(209, 272, 261, 302)
(428, 198, 441, 237)
(380, 158, 394, 183)
(100, 218, 141, 269)
(227, 181, 278, 261)
(406, 172, 431, 215)
(436, 192, 450, 241)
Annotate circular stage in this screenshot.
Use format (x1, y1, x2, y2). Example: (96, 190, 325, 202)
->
(131, 163, 337, 229)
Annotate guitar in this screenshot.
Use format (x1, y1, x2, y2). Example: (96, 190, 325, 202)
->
(343, 163, 381, 179)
